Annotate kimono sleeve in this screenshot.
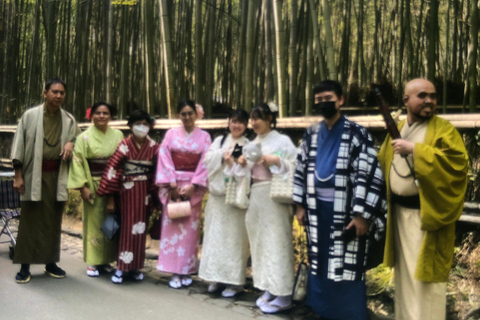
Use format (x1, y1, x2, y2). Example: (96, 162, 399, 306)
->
(351, 128, 386, 224)
(97, 140, 128, 196)
(155, 130, 178, 185)
(204, 136, 225, 177)
(414, 122, 468, 231)
(293, 129, 311, 205)
(11, 114, 26, 167)
(68, 133, 90, 190)
(191, 131, 212, 188)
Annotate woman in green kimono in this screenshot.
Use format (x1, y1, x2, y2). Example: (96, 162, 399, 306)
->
(68, 102, 124, 277)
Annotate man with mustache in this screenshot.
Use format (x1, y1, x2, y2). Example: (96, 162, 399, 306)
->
(378, 78, 468, 319)
(11, 78, 79, 283)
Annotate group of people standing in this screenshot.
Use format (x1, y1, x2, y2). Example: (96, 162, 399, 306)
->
(10, 77, 468, 320)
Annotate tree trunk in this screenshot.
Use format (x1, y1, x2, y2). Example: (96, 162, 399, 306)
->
(321, 0, 337, 80)
(244, 1, 256, 109)
(272, 0, 287, 117)
(159, 0, 176, 118)
(289, 0, 298, 115)
(468, 0, 478, 112)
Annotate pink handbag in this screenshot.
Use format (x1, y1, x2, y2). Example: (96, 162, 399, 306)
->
(167, 200, 192, 219)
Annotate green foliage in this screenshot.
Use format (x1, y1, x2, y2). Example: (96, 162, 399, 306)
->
(64, 189, 82, 218)
(112, 0, 138, 5)
(464, 131, 480, 201)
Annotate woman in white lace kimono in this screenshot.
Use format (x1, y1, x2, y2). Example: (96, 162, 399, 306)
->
(233, 103, 297, 314)
(199, 110, 250, 298)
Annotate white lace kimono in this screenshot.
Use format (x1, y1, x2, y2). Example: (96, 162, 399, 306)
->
(231, 130, 297, 296)
(198, 134, 250, 285)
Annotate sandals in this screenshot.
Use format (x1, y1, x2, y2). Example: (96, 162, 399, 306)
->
(111, 270, 123, 284)
(86, 267, 99, 277)
(15, 272, 31, 284)
(181, 277, 192, 287)
(208, 282, 222, 293)
(44, 264, 66, 279)
(256, 295, 274, 308)
(130, 271, 144, 281)
(168, 276, 182, 289)
(260, 301, 293, 314)
(221, 286, 243, 298)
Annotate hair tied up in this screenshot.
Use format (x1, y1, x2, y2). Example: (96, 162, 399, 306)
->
(267, 101, 279, 113)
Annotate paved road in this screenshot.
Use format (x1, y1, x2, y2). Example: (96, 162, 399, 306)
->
(0, 232, 283, 320)
(0, 223, 389, 320)
(0, 228, 316, 320)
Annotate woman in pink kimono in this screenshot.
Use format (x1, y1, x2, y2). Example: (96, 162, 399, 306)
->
(156, 100, 211, 289)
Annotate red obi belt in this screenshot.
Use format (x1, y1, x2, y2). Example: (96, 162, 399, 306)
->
(42, 159, 60, 173)
(171, 151, 201, 172)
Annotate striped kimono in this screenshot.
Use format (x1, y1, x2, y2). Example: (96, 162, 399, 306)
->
(97, 135, 159, 272)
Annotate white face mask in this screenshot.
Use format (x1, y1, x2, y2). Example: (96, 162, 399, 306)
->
(132, 124, 150, 138)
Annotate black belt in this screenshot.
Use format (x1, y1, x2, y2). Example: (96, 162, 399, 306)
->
(391, 193, 420, 209)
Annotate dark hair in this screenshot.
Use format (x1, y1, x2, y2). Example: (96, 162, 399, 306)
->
(45, 78, 67, 92)
(313, 80, 343, 98)
(177, 100, 196, 115)
(250, 103, 277, 129)
(127, 109, 155, 128)
(91, 101, 117, 118)
(220, 109, 250, 147)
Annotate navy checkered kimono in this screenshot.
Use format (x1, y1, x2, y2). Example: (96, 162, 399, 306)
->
(294, 117, 387, 282)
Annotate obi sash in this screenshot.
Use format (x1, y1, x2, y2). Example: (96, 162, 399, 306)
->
(171, 151, 201, 172)
(87, 159, 108, 177)
(252, 162, 272, 184)
(124, 160, 154, 177)
(42, 159, 60, 173)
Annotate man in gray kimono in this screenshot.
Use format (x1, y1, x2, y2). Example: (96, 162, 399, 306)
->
(11, 78, 79, 283)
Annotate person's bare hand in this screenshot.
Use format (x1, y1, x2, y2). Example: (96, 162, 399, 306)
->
(60, 142, 74, 161)
(391, 139, 414, 155)
(106, 195, 115, 213)
(296, 205, 306, 226)
(346, 216, 369, 237)
(80, 186, 93, 203)
(13, 176, 25, 195)
(170, 186, 180, 201)
(179, 184, 195, 200)
(237, 155, 247, 167)
(262, 154, 280, 167)
(224, 151, 235, 167)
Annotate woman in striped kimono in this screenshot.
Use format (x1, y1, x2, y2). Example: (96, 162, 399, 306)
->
(97, 110, 159, 284)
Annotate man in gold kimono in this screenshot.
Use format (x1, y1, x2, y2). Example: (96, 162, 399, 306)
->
(378, 78, 468, 319)
(11, 78, 79, 283)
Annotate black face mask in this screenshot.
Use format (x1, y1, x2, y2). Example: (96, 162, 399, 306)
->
(314, 101, 338, 119)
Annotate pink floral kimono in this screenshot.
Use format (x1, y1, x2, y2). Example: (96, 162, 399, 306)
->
(156, 126, 211, 274)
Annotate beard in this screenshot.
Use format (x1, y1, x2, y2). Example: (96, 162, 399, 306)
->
(410, 104, 435, 121)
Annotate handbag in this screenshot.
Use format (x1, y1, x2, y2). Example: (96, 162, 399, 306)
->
(292, 262, 309, 302)
(292, 224, 309, 302)
(225, 175, 250, 209)
(101, 213, 120, 240)
(270, 170, 294, 204)
(167, 200, 192, 220)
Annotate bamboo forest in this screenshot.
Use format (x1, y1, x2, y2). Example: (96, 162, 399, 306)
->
(0, 0, 479, 123)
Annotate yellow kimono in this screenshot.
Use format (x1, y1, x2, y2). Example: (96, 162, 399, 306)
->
(378, 115, 468, 282)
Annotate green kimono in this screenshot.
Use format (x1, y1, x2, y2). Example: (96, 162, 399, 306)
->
(68, 126, 124, 266)
(378, 115, 468, 282)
